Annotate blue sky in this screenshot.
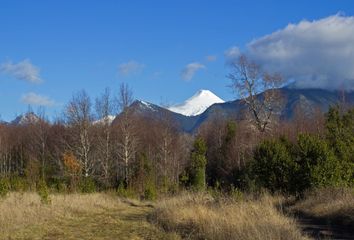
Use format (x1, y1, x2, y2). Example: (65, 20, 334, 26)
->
(1, 0, 354, 121)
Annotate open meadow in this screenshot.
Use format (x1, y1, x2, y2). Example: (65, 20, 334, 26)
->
(0, 190, 319, 240)
(0, 192, 177, 240)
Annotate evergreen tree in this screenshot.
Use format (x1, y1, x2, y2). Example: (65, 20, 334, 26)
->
(190, 137, 207, 191)
(251, 137, 296, 193)
(325, 107, 354, 185)
(296, 134, 344, 189)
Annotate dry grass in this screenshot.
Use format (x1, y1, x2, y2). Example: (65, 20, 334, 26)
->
(150, 192, 308, 240)
(0, 192, 178, 239)
(291, 187, 354, 226)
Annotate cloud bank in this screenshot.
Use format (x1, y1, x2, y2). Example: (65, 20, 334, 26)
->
(181, 62, 206, 81)
(21, 92, 55, 107)
(118, 60, 145, 76)
(0, 59, 42, 84)
(245, 14, 354, 90)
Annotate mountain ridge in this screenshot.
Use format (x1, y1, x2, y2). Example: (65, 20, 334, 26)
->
(125, 87, 354, 132)
(4, 88, 354, 133)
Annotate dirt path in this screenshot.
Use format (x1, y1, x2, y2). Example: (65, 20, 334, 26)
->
(290, 210, 354, 239)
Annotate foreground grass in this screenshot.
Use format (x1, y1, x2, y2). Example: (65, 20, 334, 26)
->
(6, 190, 350, 240)
(0, 192, 178, 240)
(291, 187, 354, 227)
(149, 192, 309, 240)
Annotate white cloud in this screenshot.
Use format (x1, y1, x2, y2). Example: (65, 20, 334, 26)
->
(224, 46, 241, 64)
(21, 92, 55, 107)
(246, 14, 354, 90)
(118, 60, 145, 76)
(0, 59, 42, 83)
(181, 62, 206, 81)
(206, 55, 217, 62)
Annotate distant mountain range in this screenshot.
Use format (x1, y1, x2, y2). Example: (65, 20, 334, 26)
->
(126, 87, 354, 132)
(0, 112, 40, 126)
(2, 87, 353, 133)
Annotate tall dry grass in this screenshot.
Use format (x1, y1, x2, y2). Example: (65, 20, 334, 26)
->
(291, 187, 354, 225)
(0, 192, 123, 237)
(150, 192, 308, 240)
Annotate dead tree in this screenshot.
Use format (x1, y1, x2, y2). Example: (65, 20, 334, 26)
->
(228, 54, 284, 132)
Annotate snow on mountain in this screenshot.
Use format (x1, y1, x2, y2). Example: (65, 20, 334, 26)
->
(11, 112, 40, 125)
(168, 89, 225, 116)
(93, 115, 116, 125)
(138, 100, 157, 111)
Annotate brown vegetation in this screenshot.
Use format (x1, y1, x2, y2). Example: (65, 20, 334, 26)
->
(0, 192, 177, 239)
(291, 187, 354, 227)
(150, 192, 309, 240)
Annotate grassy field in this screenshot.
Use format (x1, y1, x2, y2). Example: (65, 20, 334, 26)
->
(0, 192, 179, 240)
(6, 190, 352, 240)
(149, 192, 308, 240)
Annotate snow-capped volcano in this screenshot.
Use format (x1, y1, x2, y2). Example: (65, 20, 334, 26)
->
(168, 90, 225, 116)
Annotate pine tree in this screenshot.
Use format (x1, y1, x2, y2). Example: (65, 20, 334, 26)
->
(191, 137, 207, 191)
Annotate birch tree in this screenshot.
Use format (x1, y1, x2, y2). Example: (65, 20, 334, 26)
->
(95, 88, 115, 185)
(65, 90, 93, 177)
(115, 83, 136, 186)
(228, 54, 284, 132)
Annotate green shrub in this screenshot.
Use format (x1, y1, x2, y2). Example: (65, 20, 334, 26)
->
(296, 134, 346, 189)
(9, 176, 27, 191)
(144, 182, 157, 201)
(251, 138, 297, 193)
(79, 177, 97, 193)
(0, 178, 10, 198)
(325, 107, 354, 185)
(48, 177, 69, 193)
(37, 180, 51, 204)
(116, 182, 137, 199)
(179, 170, 189, 187)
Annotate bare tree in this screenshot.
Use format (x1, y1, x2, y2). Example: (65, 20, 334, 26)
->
(228, 54, 284, 132)
(117, 83, 133, 112)
(30, 108, 50, 179)
(65, 90, 93, 177)
(95, 88, 115, 185)
(115, 83, 137, 186)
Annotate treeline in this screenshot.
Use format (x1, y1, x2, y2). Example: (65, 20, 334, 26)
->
(0, 86, 191, 198)
(0, 86, 353, 199)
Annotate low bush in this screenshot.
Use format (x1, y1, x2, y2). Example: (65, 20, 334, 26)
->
(116, 182, 137, 199)
(37, 180, 51, 204)
(79, 177, 97, 193)
(144, 182, 157, 201)
(0, 178, 10, 198)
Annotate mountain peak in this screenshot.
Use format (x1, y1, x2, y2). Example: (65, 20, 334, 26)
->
(11, 112, 40, 125)
(168, 89, 224, 116)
